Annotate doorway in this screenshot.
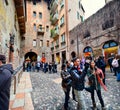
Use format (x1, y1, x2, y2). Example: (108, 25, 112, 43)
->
(62, 51, 66, 64)
(25, 52, 37, 62)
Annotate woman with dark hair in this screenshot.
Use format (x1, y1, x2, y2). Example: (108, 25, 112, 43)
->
(85, 60, 107, 110)
(61, 64, 72, 110)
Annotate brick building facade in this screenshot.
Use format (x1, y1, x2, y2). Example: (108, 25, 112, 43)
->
(69, 0, 120, 60)
(23, 0, 51, 62)
(50, 0, 85, 67)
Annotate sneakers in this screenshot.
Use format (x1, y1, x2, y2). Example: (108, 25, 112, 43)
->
(102, 106, 107, 110)
(73, 98, 78, 102)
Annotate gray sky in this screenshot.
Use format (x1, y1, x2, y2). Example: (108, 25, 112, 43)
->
(81, 0, 105, 19)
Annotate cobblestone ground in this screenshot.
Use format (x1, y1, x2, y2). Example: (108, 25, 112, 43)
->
(30, 71, 120, 110)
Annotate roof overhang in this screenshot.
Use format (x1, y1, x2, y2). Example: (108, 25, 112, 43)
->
(14, 0, 26, 35)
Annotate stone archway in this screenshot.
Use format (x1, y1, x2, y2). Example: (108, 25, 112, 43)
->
(102, 40, 118, 59)
(83, 46, 93, 57)
(102, 40, 118, 49)
(25, 52, 37, 62)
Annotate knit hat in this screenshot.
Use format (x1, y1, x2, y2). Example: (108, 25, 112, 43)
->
(0, 54, 6, 63)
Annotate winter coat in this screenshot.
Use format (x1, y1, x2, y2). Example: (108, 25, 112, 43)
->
(96, 59, 106, 73)
(61, 70, 72, 89)
(70, 66, 87, 91)
(86, 68, 107, 91)
(0, 64, 13, 110)
(67, 65, 72, 73)
(108, 57, 114, 66)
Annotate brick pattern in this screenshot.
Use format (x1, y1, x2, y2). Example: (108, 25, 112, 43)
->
(23, 0, 51, 62)
(9, 72, 34, 110)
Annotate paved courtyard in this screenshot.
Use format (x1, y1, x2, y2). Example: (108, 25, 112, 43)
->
(30, 71, 120, 110)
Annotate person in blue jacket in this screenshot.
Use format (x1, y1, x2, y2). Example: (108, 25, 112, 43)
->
(0, 54, 13, 110)
(70, 57, 89, 110)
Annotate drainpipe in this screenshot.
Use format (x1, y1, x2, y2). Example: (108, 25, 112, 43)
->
(65, 0, 69, 52)
(77, 35, 79, 57)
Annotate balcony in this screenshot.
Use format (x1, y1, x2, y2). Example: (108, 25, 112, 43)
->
(50, 13, 59, 25)
(55, 44, 59, 49)
(61, 41, 66, 46)
(14, 0, 26, 35)
(37, 28, 45, 35)
(50, 0, 58, 14)
(50, 28, 59, 39)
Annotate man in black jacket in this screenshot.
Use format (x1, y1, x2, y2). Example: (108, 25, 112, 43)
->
(0, 54, 13, 110)
(70, 57, 89, 110)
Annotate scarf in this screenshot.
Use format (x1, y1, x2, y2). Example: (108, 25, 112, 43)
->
(95, 68, 108, 91)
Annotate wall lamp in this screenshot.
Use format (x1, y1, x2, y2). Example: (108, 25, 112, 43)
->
(5, 33, 15, 52)
(5, 40, 9, 48)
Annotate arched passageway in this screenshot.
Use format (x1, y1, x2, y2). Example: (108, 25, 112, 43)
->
(25, 52, 37, 62)
(83, 46, 93, 57)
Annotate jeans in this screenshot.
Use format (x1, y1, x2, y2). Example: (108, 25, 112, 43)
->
(27, 67, 31, 72)
(109, 65, 113, 73)
(64, 87, 71, 109)
(72, 87, 75, 100)
(74, 89, 86, 110)
(91, 89, 104, 107)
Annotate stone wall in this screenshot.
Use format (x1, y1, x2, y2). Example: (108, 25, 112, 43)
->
(0, 0, 22, 68)
(69, 0, 120, 58)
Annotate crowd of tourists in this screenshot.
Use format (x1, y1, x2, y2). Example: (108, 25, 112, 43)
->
(23, 61, 57, 73)
(60, 54, 120, 110)
(0, 53, 120, 110)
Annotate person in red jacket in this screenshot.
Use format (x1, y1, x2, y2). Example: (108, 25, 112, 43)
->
(0, 54, 13, 110)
